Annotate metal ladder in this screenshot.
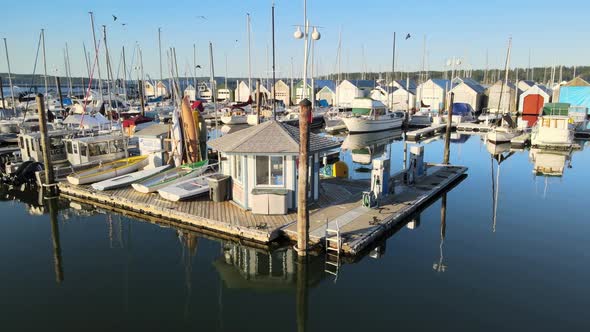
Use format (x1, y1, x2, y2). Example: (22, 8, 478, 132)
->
(324, 219, 341, 282)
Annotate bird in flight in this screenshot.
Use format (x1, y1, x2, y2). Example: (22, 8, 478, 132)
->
(196, 15, 207, 20)
(113, 15, 118, 21)
(405, 33, 411, 40)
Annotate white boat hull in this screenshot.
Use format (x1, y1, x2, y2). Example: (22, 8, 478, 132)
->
(486, 130, 519, 144)
(158, 175, 210, 201)
(67, 156, 148, 185)
(91, 165, 172, 191)
(131, 161, 208, 193)
(342, 116, 403, 133)
(221, 115, 248, 125)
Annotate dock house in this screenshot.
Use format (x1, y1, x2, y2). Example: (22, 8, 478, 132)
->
(417, 79, 450, 111)
(448, 78, 485, 112)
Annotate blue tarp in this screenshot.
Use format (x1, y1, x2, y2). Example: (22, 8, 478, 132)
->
(147, 96, 163, 103)
(559, 87, 590, 111)
(452, 102, 473, 115)
(62, 97, 73, 106)
(318, 99, 329, 107)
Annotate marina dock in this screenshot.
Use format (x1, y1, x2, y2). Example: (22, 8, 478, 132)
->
(406, 124, 455, 141)
(58, 163, 466, 256)
(456, 122, 494, 132)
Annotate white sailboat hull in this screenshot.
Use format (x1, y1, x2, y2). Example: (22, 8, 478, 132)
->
(486, 130, 519, 144)
(342, 116, 403, 133)
(91, 165, 172, 191)
(158, 175, 210, 201)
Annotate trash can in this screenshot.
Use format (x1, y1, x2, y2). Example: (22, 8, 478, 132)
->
(208, 174, 231, 202)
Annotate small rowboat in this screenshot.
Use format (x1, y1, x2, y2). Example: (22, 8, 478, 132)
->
(131, 159, 209, 194)
(91, 164, 172, 191)
(67, 155, 148, 185)
(158, 175, 210, 201)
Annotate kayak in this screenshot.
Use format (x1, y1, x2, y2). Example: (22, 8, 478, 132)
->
(131, 159, 209, 194)
(67, 156, 148, 185)
(91, 164, 172, 191)
(158, 175, 210, 201)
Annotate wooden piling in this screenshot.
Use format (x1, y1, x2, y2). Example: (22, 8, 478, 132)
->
(0, 77, 5, 109)
(138, 79, 145, 116)
(443, 93, 454, 164)
(256, 79, 262, 125)
(55, 76, 65, 110)
(36, 94, 57, 196)
(297, 98, 311, 255)
(48, 196, 64, 283)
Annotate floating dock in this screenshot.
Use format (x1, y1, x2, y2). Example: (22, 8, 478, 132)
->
(58, 163, 466, 256)
(510, 132, 531, 148)
(282, 164, 467, 255)
(406, 124, 455, 141)
(456, 122, 494, 133)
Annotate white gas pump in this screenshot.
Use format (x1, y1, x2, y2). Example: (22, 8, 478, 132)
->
(363, 157, 390, 208)
(407, 146, 425, 184)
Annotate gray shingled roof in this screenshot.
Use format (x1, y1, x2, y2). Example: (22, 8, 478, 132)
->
(134, 123, 170, 138)
(209, 120, 341, 154)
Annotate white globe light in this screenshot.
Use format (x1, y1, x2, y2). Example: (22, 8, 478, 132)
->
(311, 27, 321, 40)
(293, 26, 303, 39)
(456, 59, 462, 65)
(446, 59, 452, 67)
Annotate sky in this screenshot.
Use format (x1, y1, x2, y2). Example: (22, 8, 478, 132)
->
(1, 0, 589, 80)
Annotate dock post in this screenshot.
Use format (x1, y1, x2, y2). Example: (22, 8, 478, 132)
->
(36, 94, 57, 196)
(256, 79, 261, 124)
(55, 76, 65, 110)
(138, 79, 145, 116)
(48, 195, 64, 283)
(296, 255, 309, 332)
(443, 93, 454, 164)
(296, 98, 311, 256)
(0, 77, 5, 109)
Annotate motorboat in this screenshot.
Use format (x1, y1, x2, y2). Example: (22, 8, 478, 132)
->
(324, 107, 348, 133)
(342, 98, 405, 133)
(531, 115, 574, 148)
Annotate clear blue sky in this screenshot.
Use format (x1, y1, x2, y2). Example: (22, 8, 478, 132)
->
(1, 0, 588, 79)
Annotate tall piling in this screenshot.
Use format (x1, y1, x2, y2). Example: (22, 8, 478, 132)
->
(443, 93, 454, 165)
(36, 94, 57, 196)
(296, 99, 311, 255)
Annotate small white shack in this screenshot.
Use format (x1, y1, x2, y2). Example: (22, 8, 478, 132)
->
(448, 78, 485, 111)
(135, 123, 170, 167)
(209, 120, 340, 215)
(416, 79, 450, 111)
(486, 80, 518, 113)
(272, 79, 291, 106)
(335, 80, 375, 107)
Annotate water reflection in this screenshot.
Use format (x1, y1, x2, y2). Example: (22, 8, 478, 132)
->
(486, 141, 514, 233)
(529, 148, 573, 177)
(341, 129, 402, 178)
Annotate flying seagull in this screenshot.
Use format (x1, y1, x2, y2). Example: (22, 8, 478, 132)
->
(112, 15, 118, 21)
(122, 23, 127, 27)
(196, 15, 207, 20)
(405, 33, 411, 40)
(195, 65, 202, 69)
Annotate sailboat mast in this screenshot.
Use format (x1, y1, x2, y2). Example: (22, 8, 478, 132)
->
(193, 43, 198, 99)
(271, 2, 276, 118)
(122, 46, 128, 102)
(102, 25, 116, 120)
(41, 29, 49, 109)
(209, 42, 218, 134)
(390, 32, 396, 109)
(89, 12, 104, 104)
(2, 38, 16, 112)
(247, 13, 252, 98)
(158, 27, 163, 90)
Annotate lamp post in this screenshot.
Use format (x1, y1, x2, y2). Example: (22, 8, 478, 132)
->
(293, 0, 321, 105)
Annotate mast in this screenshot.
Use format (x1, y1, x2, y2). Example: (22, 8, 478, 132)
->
(247, 13, 252, 98)
(497, 37, 512, 115)
(64, 44, 73, 96)
(158, 28, 163, 87)
(2, 38, 16, 112)
(102, 25, 116, 121)
(209, 42, 218, 134)
(271, 2, 276, 118)
(390, 32, 396, 109)
(193, 43, 198, 99)
(336, 30, 341, 107)
(290, 57, 294, 106)
(41, 29, 49, 109)
(122, 46, 128, 102)
(89, 12, 104, 104)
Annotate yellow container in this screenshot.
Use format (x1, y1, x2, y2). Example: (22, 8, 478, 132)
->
(332, 161, 349, 178)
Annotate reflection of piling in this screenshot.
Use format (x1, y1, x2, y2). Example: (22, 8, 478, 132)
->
(48, 197, 64, 283)
(297, 99, 311, 255)
(36, 94, 57, 196)
(296, 255, 309, 332)
(443, 93, 454, 164)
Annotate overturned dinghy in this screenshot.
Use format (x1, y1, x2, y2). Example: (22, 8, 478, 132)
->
(91, 164, 172, 191)
(158, 175, 210, 201)
(67, 155, 148, 185)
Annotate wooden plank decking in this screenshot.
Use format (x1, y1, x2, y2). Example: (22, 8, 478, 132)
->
(282, 164, 467, 255)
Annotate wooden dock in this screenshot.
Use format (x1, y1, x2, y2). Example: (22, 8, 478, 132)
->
(456, 122, 494, 133)
(510, 132, 531, 148)
(282, 164, 467, 255)
(58, 164, 467, 256)
(406, 124, 455, 141)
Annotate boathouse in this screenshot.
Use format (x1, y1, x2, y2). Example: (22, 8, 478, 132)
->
(517, 80, 536, 92)
(208, 120, 340, 215)
(155, 81, 168, 97)
(486, 80, 518, 113)
(336, 79, 375, 107)
(272, 79, 291, 106)
(416, 79, 450, 111)
(184, 84, 198, 101)
(558, 77, 590, 111)
(316, 85, 336, 106)
(144, 81, 156, 97)
(448, 78, 485, 112)
(518, 84, 551, 126)
(235, 81, 252, 102)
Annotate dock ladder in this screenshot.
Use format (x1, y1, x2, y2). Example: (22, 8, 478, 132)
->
(324, 219, 341, 282)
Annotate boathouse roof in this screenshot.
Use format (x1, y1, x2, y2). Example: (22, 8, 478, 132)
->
(135, 123, 169, 138)
(209, 120, 340, 154)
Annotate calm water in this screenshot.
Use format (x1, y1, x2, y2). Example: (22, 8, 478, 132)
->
(1, 133, 589, 331)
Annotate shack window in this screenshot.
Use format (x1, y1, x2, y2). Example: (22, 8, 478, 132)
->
(233, 155, 243, 184)
(255, 155, 284, 186)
